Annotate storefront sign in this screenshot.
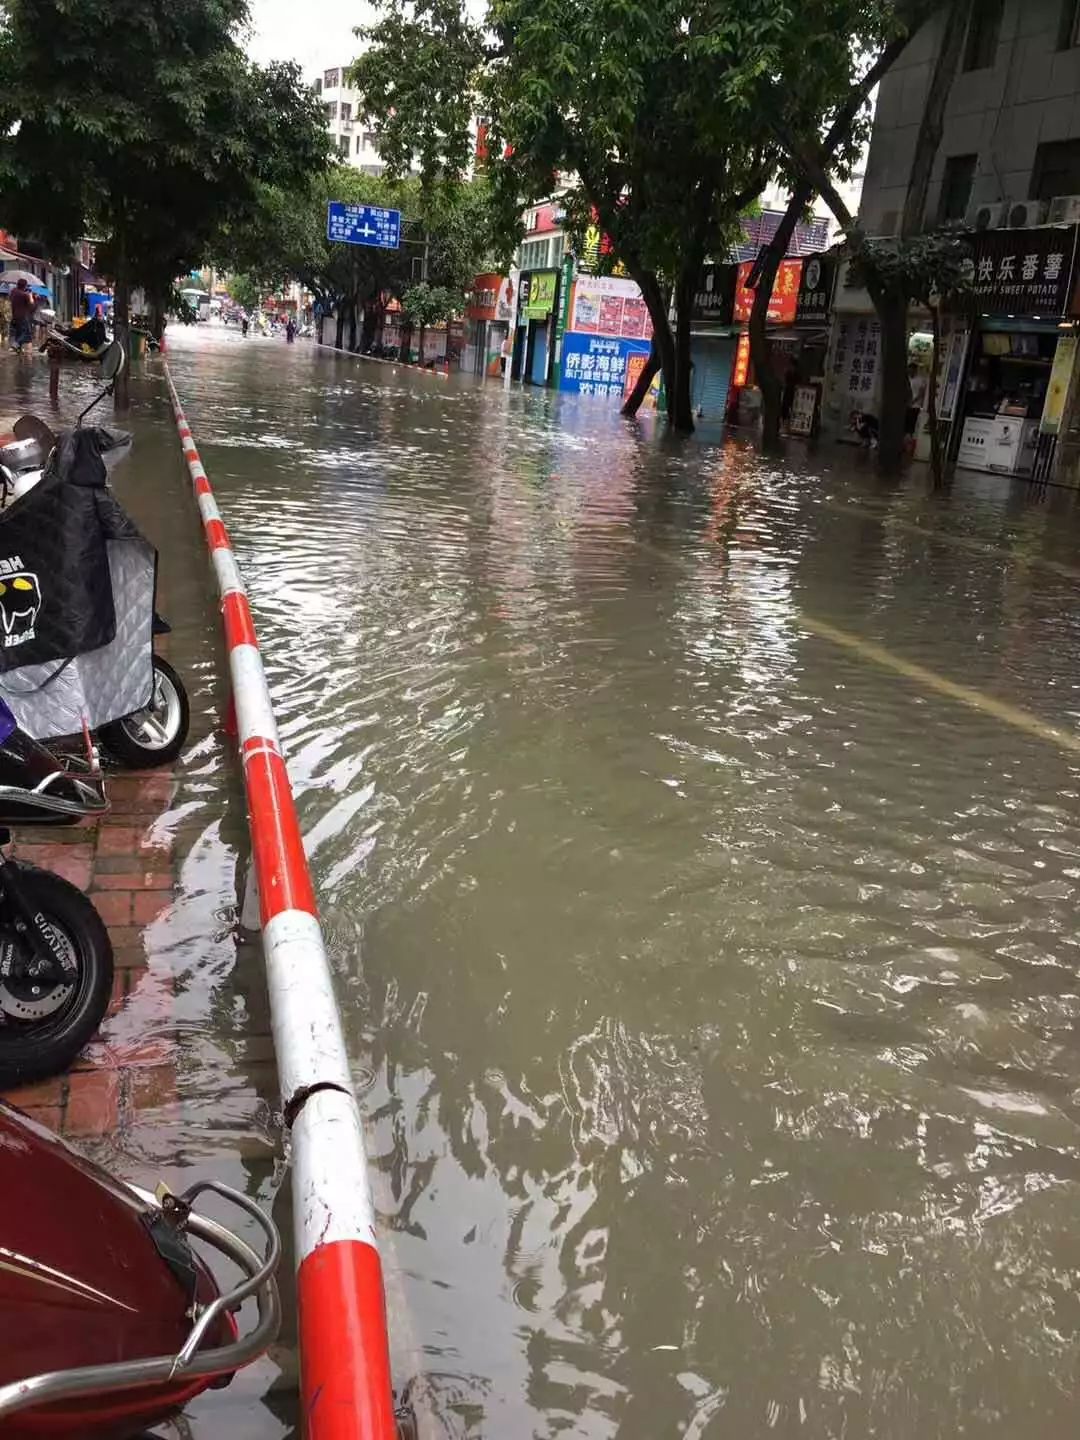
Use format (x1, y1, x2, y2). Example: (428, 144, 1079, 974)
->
(1042, 334, 1077, 434)
(692, 264, 736, 325)
(560, 332, 651, 399)
(496, 278, 515, 322)
(965, 227, 1080, 317)
(733, 258, 802, 325)
(516, 275, 531, 326)
(525, 270, 557, 319)
(570, 275, 653, 339)
(795, 254, 835, 326)
(466, 271, 505, 322)
(832, 317, 882, 409)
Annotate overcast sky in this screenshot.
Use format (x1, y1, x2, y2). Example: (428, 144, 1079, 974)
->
(246, 0, 369, 77)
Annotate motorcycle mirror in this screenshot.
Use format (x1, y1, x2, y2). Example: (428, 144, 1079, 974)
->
(98, 341, 125, 383)
(12, 414, 57, 450)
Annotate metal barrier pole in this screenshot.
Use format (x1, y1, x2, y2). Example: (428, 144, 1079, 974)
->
(162, 363, 396, 1440)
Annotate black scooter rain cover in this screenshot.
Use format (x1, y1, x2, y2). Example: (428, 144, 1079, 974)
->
(0, 427, 145, 671)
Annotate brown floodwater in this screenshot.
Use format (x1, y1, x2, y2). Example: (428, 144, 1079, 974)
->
(19, 322, 1080, 1437)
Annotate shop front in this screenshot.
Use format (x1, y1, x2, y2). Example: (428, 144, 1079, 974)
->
(559, 274, 654, 403)
(515, 269, 561, 386)
(688, 263, 738, 423)
(463, 272, 515, 378)
(727, 256, 803, 427)
(948, 226, 1080, 481)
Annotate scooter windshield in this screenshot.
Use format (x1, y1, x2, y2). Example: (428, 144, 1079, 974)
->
(0, 697, 16, 746)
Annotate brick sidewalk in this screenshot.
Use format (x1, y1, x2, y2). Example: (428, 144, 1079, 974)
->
(1, 768, 182, 1137)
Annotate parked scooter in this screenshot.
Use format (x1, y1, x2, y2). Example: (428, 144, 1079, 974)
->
(0, 695, 112, 1087)
(0, 1098, 281, 1438)
(0, 341, 190, 768)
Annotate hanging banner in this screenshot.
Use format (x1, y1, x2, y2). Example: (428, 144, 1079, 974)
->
(1042, 335, 1078, 434)
(795, 254, 836, 326)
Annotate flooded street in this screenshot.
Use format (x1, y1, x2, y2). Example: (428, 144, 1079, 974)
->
(77, 323, 1080, 1435)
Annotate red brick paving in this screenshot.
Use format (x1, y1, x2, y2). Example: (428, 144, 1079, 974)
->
(1, 761, 181, 1139)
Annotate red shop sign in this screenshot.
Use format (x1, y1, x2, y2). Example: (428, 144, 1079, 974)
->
(733, 258, 803, 325)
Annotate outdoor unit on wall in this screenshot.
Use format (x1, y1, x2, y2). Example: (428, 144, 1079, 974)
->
(969, 202, 1006, 230)
(1048, 195, 1080, 225)
(1007, 200, 1047, 228)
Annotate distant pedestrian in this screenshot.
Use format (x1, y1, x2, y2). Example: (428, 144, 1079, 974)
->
(9, 278, 37, 353)
(241, 315, 249, 338)
(286, 318, 296, 344)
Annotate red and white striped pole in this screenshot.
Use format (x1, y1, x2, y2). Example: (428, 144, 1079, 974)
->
(162, 364, 397, 1440)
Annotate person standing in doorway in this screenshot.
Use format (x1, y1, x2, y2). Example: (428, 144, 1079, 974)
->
(9, 278, 37, 353)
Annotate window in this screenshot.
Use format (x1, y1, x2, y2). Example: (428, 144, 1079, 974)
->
(363, 130, 378, 149)
(517, 237, 548, 270)
(322, 102, 333, 121)
(1031, 139, 1080, 201)
(324, 67, 340, 89)
(548, 235, 564, 268)
(338, 135, 350, 158)
(939, 154, 977, 222)
(314, 77, 322, 94)
(1060, 0, 1080, 47)
(356, 134, 364, 155)
(340, 102, 352, 122)
(964, 0, 1002, 70)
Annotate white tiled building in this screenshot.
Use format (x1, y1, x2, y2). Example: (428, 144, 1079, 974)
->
(315, 64, 386, 174)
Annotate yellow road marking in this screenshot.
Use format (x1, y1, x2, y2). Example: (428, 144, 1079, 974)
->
(819, 500, 1080, 582)
(801, 613, 1080, 756)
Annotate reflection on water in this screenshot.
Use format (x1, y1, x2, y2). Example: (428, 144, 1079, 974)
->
(157, 326, 1080, 1437)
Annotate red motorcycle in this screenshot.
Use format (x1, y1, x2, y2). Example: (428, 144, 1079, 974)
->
(0, 1100, 280, 1437)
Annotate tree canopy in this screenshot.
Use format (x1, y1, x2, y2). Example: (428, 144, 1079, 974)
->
(0, 0, 328, 396)
(352, 0, 945, 431)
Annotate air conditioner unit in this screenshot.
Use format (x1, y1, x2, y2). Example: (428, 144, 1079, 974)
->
(1007, 199, 1047, 228)
(1048, 194, 1080, 225)
(969, 202, 1006, 231)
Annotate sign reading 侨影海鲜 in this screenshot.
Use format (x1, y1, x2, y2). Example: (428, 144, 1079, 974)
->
(327, 202, 402, 250)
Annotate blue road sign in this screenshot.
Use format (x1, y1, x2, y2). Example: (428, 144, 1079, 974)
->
(327, 202, 402, 250)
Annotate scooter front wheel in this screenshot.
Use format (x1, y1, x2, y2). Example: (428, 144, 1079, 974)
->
(100, 655, 190, 769)
(0, 864, 114, 1088)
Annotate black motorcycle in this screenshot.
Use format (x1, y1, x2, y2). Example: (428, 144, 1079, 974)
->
(0, 697, 112, 1087)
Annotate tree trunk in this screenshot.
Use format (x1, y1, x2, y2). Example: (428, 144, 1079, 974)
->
(750, 182, 814, 451)
(335, 308, 345, 348)
(113, 233, 130, 413)
(671, 268, 695, 433)
(927, 302, 944, 484)
(901, 0, 970, 235)
(418, 321, 426, 365)
(872, 284, 910, 476)
(622, 262, 676, 417)
(361, 303, 380, 351)
(621, 338, 660, 418)
(348, 298, 358, 352)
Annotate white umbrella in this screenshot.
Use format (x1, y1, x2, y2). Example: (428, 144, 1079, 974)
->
(0, 269, 49, 293)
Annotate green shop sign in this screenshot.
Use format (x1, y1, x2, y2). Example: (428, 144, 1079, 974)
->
(525, 271, 557, 318)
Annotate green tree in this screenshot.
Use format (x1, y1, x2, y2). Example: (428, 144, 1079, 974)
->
(846, 231, 971, 482)
(222, 168, 493, 352)
(0, 0, 327, 404)
(352, 0, 779, 431)
(227, 273, 262, 312)
(765, 0, 966, 471)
